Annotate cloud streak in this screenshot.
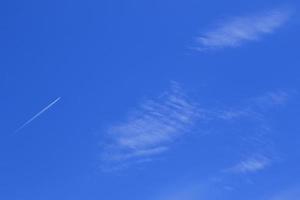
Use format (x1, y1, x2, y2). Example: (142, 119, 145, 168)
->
(100, 86, 294, 171)
(229, 154, 271, 174)
(14, 97, 61, 134)
(101, 83, 199, 169)
(196, 8, 291, 50)
(220, 91, 294, 175)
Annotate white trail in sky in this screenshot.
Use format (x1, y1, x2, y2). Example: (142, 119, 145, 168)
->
(14, 97, 61, 134)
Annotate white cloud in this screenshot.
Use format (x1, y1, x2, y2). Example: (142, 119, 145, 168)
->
(101, 82, 200, 169)
(196, 8, 290, 50)
(100, 87, 294, 171)
(229, 154, 271, 174)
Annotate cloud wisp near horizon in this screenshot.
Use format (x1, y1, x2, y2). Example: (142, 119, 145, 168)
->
(195, 8, 291, 50)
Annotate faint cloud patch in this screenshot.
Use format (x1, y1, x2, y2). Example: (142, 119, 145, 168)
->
(216, 90, 293, 122)
(251, 90, 292, 109)
(220, 91, 294, 175)
(205, 89, 297, 194)
(268, 186, 300, 200)
(152, 180, 219, 200)
(195, 8, 291, 50)
(228, 154, 271, 174)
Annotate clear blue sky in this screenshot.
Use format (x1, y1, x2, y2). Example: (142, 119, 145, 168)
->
(1, 0, 300, 199)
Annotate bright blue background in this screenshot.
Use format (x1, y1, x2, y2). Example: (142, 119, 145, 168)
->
(1, 0, 300, 199)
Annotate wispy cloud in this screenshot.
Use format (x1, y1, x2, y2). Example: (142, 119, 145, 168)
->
(229, 154, 271, 174)
(100, 86, 294, 171)
(195, 8, 291, 50)
(101, 83, 199, 169)
(14, 97, 61, 134)
(220, 91, 294, 174)
(251, 90, 292, 109)
(215, 90, 292, 121)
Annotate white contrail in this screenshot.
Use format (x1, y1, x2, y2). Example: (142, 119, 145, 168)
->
(14, 97, 61, 134)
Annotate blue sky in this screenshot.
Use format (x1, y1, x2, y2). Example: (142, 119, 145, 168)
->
(1, 0, 300, 199)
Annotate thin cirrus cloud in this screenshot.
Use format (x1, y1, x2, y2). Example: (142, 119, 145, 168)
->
(216, 90, 293, 121)
(228, 154, 271, 174)
(195, 8, 291, 50)
(100, 86, 294, 171)
(251, 90, 292, 109)
(100, 82, 200, 169)
(222, 91, 294, 174)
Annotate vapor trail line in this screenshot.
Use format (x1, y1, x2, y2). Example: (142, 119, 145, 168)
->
(14, 97, 61, 134)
